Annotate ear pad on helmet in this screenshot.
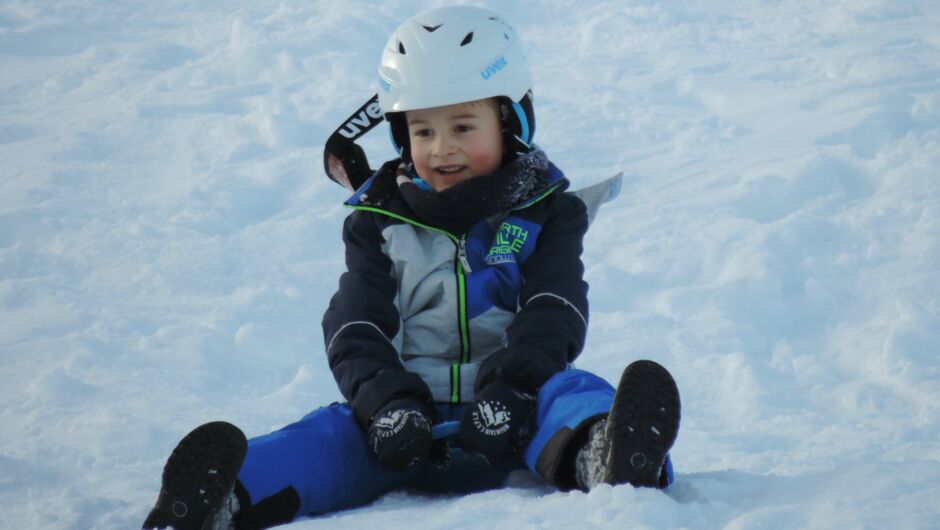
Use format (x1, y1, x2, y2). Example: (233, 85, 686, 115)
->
(387, 112, 411, 162)
(499, 92, 536, 154)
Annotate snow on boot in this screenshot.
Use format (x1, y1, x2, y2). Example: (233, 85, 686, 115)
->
(574, 418, 610, 490)
(575, 360, 680, 490)
(143, 421, 247, 530)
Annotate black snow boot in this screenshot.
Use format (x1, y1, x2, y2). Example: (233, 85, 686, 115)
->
(575, 360, 681, 490)
(143, 421, 247, 530)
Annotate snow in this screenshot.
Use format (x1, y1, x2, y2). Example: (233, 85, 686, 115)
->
(1, 0, 939, 528)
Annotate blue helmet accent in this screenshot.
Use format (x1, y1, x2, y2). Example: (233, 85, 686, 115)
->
(511, 100, 532, 146)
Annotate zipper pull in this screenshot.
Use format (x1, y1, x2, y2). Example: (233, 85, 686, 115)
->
(457, 238, 472, 273)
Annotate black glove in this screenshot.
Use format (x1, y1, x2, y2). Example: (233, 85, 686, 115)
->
(367, 399, 433, 471)
(459, 381, 536, 469)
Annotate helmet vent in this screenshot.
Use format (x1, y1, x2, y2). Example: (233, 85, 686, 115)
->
(422, 24, 443, 32)
(460, 32, 474, 46)
(398, 41, 406, 54)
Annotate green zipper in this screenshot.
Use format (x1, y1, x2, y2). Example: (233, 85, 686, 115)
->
(348, 205, 472, 403)
(455, 235, 471, 362)
(450, 364, 460, 403)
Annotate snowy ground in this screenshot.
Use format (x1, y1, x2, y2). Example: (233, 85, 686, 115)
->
(2, 0, 939, 528)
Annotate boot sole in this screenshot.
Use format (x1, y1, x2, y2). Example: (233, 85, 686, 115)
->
(604, 360, 681, 488)
(143, 421, 247, 530)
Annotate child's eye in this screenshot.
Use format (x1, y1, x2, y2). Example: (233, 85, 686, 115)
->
(455, 124, 474, 133)
(413, 128, 432, 138)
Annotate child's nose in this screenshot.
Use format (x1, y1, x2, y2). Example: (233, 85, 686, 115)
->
(432, 133, 457, 156)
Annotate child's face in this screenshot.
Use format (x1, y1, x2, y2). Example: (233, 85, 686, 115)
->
(406, 98, 504, 192)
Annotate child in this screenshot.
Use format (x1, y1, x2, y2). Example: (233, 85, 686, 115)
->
(143, 6, 680, 530)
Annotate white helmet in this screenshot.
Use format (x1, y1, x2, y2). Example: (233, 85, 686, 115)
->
(378, 6, 536, 159)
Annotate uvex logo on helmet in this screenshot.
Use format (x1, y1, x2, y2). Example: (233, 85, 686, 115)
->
(481, 56, 508, 80)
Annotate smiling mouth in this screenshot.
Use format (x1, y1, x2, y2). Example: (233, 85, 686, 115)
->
(434, 165, 466, 175)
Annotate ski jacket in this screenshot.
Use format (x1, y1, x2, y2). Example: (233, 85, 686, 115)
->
(322, 151, 604, 427)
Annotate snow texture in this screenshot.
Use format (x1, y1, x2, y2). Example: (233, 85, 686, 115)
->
(2, 0, 939, 528)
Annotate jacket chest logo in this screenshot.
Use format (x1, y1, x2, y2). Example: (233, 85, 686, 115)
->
(485, 221, 529, 265)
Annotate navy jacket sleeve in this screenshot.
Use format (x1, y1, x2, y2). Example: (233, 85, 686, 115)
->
(475, 193, 590, 394)
(322, 211, 435, 427)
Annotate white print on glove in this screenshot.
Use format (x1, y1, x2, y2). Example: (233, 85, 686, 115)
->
(472, 401, 512, 436)
(374, 409, 418, 439)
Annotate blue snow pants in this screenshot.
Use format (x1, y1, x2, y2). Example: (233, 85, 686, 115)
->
(235, 369, 673, 526)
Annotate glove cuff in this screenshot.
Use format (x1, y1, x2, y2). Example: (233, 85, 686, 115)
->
(372, 397, 435, 425)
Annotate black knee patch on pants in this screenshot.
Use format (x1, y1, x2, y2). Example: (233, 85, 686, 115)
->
(234, 481, 300, 530)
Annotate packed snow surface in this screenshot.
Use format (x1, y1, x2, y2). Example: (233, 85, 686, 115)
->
(2, 1, 939, 528)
